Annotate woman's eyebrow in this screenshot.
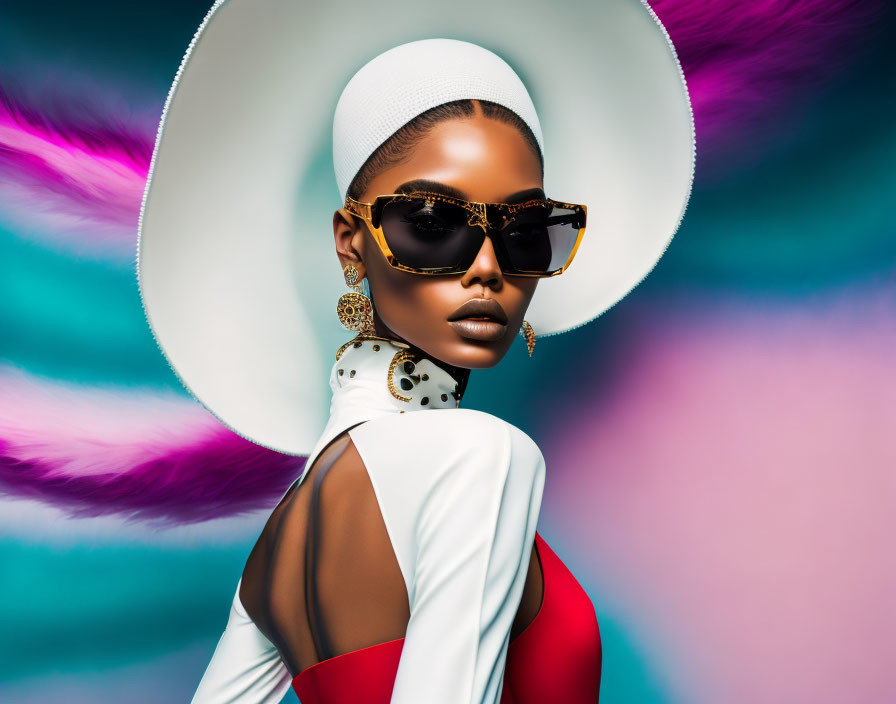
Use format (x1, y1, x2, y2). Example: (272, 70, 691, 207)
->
(503, 187, 546, 204)
(394, 179, 546, 203)
(395, 179, 465, 199)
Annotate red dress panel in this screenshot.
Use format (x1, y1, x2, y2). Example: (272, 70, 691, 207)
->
(293, 531, 602, 703)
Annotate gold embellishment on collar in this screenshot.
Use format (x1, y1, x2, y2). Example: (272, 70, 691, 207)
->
(336, 334, 409, 361)
(387, 350, 413, 402)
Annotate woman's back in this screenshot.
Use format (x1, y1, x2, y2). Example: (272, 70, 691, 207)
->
(239, 425, 546, 678)
(188, 339, 601, 703)
(138, 10, 693, 701)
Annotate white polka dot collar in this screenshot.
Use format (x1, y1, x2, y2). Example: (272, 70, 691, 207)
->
(331, 335, 464, 414)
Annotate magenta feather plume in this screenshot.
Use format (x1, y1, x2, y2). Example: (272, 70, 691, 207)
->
(651, 0, 883, 145)
(0, 1, 884, 253)
(0, 0, 886, 524)
(0, 366, 305, 525)
(0, 74, 152, 254)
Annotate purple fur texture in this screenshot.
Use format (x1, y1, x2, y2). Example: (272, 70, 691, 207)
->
(0, 1, 884, 246)
(652, 0, 883, 144)
(0, 427, 306, 526)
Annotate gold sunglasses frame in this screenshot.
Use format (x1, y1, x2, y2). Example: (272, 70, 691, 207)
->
(343, 191, 587, 277)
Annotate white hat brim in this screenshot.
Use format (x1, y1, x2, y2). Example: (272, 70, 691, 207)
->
(137, 0, 695, 455)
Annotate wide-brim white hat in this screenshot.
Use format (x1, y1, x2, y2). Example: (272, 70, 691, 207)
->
(137, 0, 695, 456)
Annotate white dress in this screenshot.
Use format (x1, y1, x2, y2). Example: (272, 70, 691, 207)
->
(190, 337, 546, 703)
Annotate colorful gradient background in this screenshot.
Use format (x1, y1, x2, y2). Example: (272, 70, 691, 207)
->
(1, 1, 894, 702)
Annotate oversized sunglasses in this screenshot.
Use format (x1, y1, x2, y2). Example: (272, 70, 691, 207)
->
(344, 191, 587, 277)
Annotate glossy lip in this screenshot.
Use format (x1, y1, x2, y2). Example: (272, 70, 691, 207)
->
(447, 298, 508, 342)
(447, 298, 508, 325)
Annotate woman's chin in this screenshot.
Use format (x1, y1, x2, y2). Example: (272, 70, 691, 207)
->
(435, 337, 512, 370)
(392, 324, 515, 369)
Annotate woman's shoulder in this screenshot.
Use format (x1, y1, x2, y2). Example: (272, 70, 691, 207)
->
(357, 407, 541, 456)
(347, 409, 546, 598)
(361, 408, 538, 449)
(348, 408, 545, 493)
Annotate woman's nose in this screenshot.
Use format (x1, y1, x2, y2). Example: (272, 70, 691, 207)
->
(460, 233, 502, 288)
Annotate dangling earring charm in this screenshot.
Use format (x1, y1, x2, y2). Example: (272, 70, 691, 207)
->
(520, 320, 536, 357)
(343, 264, 360, 287)
(337, 263, 376, 336)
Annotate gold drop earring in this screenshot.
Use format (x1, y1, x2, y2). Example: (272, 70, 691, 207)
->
(336, 263, 377, 336)
(520, 320, 536, 357)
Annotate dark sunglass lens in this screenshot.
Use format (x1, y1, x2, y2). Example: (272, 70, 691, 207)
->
(498, 204, 583, 274)
(379, 197, 481, 271)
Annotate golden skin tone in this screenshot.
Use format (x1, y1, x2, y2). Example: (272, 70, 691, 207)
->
(332, 100, 542, 369)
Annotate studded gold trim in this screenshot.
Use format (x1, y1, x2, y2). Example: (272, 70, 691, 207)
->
(387, 350, 413, 402)
(336, 334, 410, 361)
(335, 338, 357, 361)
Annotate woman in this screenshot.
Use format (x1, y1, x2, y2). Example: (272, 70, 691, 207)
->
(136, 3, 694, 703)
(236, 88, 599, 702)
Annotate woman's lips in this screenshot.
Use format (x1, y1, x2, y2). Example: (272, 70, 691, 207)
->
(447, 298, 508, 342)
(448, 316, 508, 342)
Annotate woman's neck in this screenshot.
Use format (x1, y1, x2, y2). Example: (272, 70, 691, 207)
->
(368, 316, 473, 401)
(329, 334, 467, 416)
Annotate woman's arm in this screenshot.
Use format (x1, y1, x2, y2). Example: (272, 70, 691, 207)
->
(189, 581, 292, 704)
(349, 408, 546, 703)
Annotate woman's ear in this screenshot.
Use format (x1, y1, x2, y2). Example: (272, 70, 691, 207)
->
(333, 208, 366, 279)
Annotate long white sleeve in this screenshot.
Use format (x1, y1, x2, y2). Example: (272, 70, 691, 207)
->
(190, 580, 292, 704)
(349, 408, 546, 704)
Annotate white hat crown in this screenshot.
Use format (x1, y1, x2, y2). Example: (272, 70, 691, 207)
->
(333, 38, 544, 202)
(137, 0, 695, 456)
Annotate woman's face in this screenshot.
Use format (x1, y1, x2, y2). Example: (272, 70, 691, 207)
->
(333, 108, 543, 369)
